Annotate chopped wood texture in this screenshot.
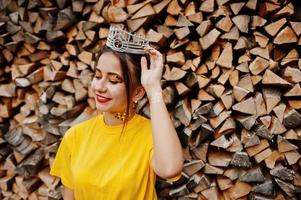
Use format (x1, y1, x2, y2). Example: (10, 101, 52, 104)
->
(1, 0, 301, 199)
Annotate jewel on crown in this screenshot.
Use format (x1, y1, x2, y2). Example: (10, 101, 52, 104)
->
(106, 25, 149, 54)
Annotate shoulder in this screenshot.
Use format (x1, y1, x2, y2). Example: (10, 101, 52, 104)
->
(136, 114, 152, 128)
(70, 115, 99, 132)
(62, 115, 99, 140)
(135, 114, 153, 142)
(136, 113, 151, 123)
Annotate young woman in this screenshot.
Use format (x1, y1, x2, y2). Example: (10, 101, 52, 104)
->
(50, 28, 184, 200)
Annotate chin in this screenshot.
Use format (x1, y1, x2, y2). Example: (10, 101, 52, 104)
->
(95, 102, 126, 113)
(95, 104, 109, 112)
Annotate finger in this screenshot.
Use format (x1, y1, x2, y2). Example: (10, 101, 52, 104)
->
(144, 47, 163, 69)
(145, 46, 159, 55)
(145, 48, 162, 62)
(141, 56, 148, 71)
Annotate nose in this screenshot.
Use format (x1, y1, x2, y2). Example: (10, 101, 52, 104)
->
(93, 78, 107, 92)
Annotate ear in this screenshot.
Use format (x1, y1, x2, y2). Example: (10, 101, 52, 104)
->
(132, 85, 145, 102)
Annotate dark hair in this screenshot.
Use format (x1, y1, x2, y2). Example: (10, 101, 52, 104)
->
(94, 47, 143, 135)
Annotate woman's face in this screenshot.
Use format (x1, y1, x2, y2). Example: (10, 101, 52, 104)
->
(91, 52, 128, 113)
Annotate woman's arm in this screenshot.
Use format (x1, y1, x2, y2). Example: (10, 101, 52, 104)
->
(141, 47, 184, 179)
(148, 85, 184, 179)
(62, 186, 75, 200)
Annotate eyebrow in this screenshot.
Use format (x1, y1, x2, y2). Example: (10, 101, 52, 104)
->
(95, 68, 122, 77)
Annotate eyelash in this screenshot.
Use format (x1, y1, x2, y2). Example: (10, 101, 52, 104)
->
(93, 74, 119, 84)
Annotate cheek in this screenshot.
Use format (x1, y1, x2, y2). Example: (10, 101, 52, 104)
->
(91, 79, 96, 90)
(110, 85, 127, 98)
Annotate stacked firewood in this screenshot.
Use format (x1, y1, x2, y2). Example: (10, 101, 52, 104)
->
(0, 0, 301, 199)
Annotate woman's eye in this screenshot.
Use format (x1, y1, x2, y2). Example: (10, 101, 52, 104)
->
(109, 80, 118, 84)
(94, 75, 102, 79)
(93, 72, 122, 84)
(109, 78, 121, 84)
(94, 71, 102, 79)
(109, 75, 123, 84)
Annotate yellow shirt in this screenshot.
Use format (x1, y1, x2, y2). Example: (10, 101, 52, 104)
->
(50, 114, 180, 200)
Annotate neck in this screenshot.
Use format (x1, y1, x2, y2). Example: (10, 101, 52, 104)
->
(103, 110, 136, 126)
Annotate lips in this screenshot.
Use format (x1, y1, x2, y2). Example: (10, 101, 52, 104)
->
(96, 94, 112, 103)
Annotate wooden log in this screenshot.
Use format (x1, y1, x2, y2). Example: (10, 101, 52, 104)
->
(153, 0, 171, 14)
(206, 84, 225, 98)
(274, 26, 298, 44)
(169, 185, 190, 197)
(228, 181, 252, 199)
(274, 178, 295, 197)
(251, 16, 267, 29)
(216, 42, 233, 69)
(281, 49, 299, 66)
(190, 173, 211, 193)
(54, 8, 76, 31)
(232, 97, 256, 115)
(216, 15, 233, 32)
(1, 0, 301, 198)
(217, 176, 233, 191)
(230, 152, 251, 168)
(283, 66, 301, 83)
(203, 163, 224, 175)
(208, 150, 232, 167)
(227, 133, 243, 153)
(239, 167, 265, 183)
(252, 180, 275, 197)
(234, 36, 252, 50)
(201, 185, 219, 200)
(131, 3, 155, 19)
(254, 148, 272, 163)
(15, 149, 44, 176)
(166, 51, 185, 65)
(191, 142, 208, 162)
(249, 57, 269, 75)
(246, 139, 269, 157)
(183, 160, 205, 176)
(273, 103, 285, 123)
(264, 18, 287, 36)
(285, 150, 301, 165)
(105, 5, 128, 22)
(199, 29, 221, 50)
(278, 139, 298, 153)
(262, 87, 281, 114)
(290, 21, 301, 36)
(283, 109, 301, 128)
(146, 29, 166, 46)
(200, 0, 215, 13)
(253, 31, 269, 47)
(167, 0, 182, 16)
(272, 2, 294, 19)
(269, 116, 286, 135)
(245, 134, 260, 148)
(232, 15, 250, 33)
(230, 2, 245, 15)
(236, 114, 256, 130)
(224, 167, 246, 181)
(163, 64, 187, 81)
(209, 111, 231, 129)
(255, 92, 267, 117)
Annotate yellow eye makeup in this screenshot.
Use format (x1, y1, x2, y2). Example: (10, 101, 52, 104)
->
(109, 74, 123, 83)
(94, 70, 102, 78)
(94, 69, 123, 83)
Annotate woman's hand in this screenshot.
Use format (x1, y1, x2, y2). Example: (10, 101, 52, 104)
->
(140, 46, 164, 96)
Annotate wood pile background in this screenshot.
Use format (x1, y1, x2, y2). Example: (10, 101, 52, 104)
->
(0, 0, 301, 199)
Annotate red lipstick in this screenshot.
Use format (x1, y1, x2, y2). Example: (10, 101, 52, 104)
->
(96, 94, 112, 103)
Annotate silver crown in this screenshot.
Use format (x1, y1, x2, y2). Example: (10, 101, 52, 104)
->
(106, 25, 149, 54)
